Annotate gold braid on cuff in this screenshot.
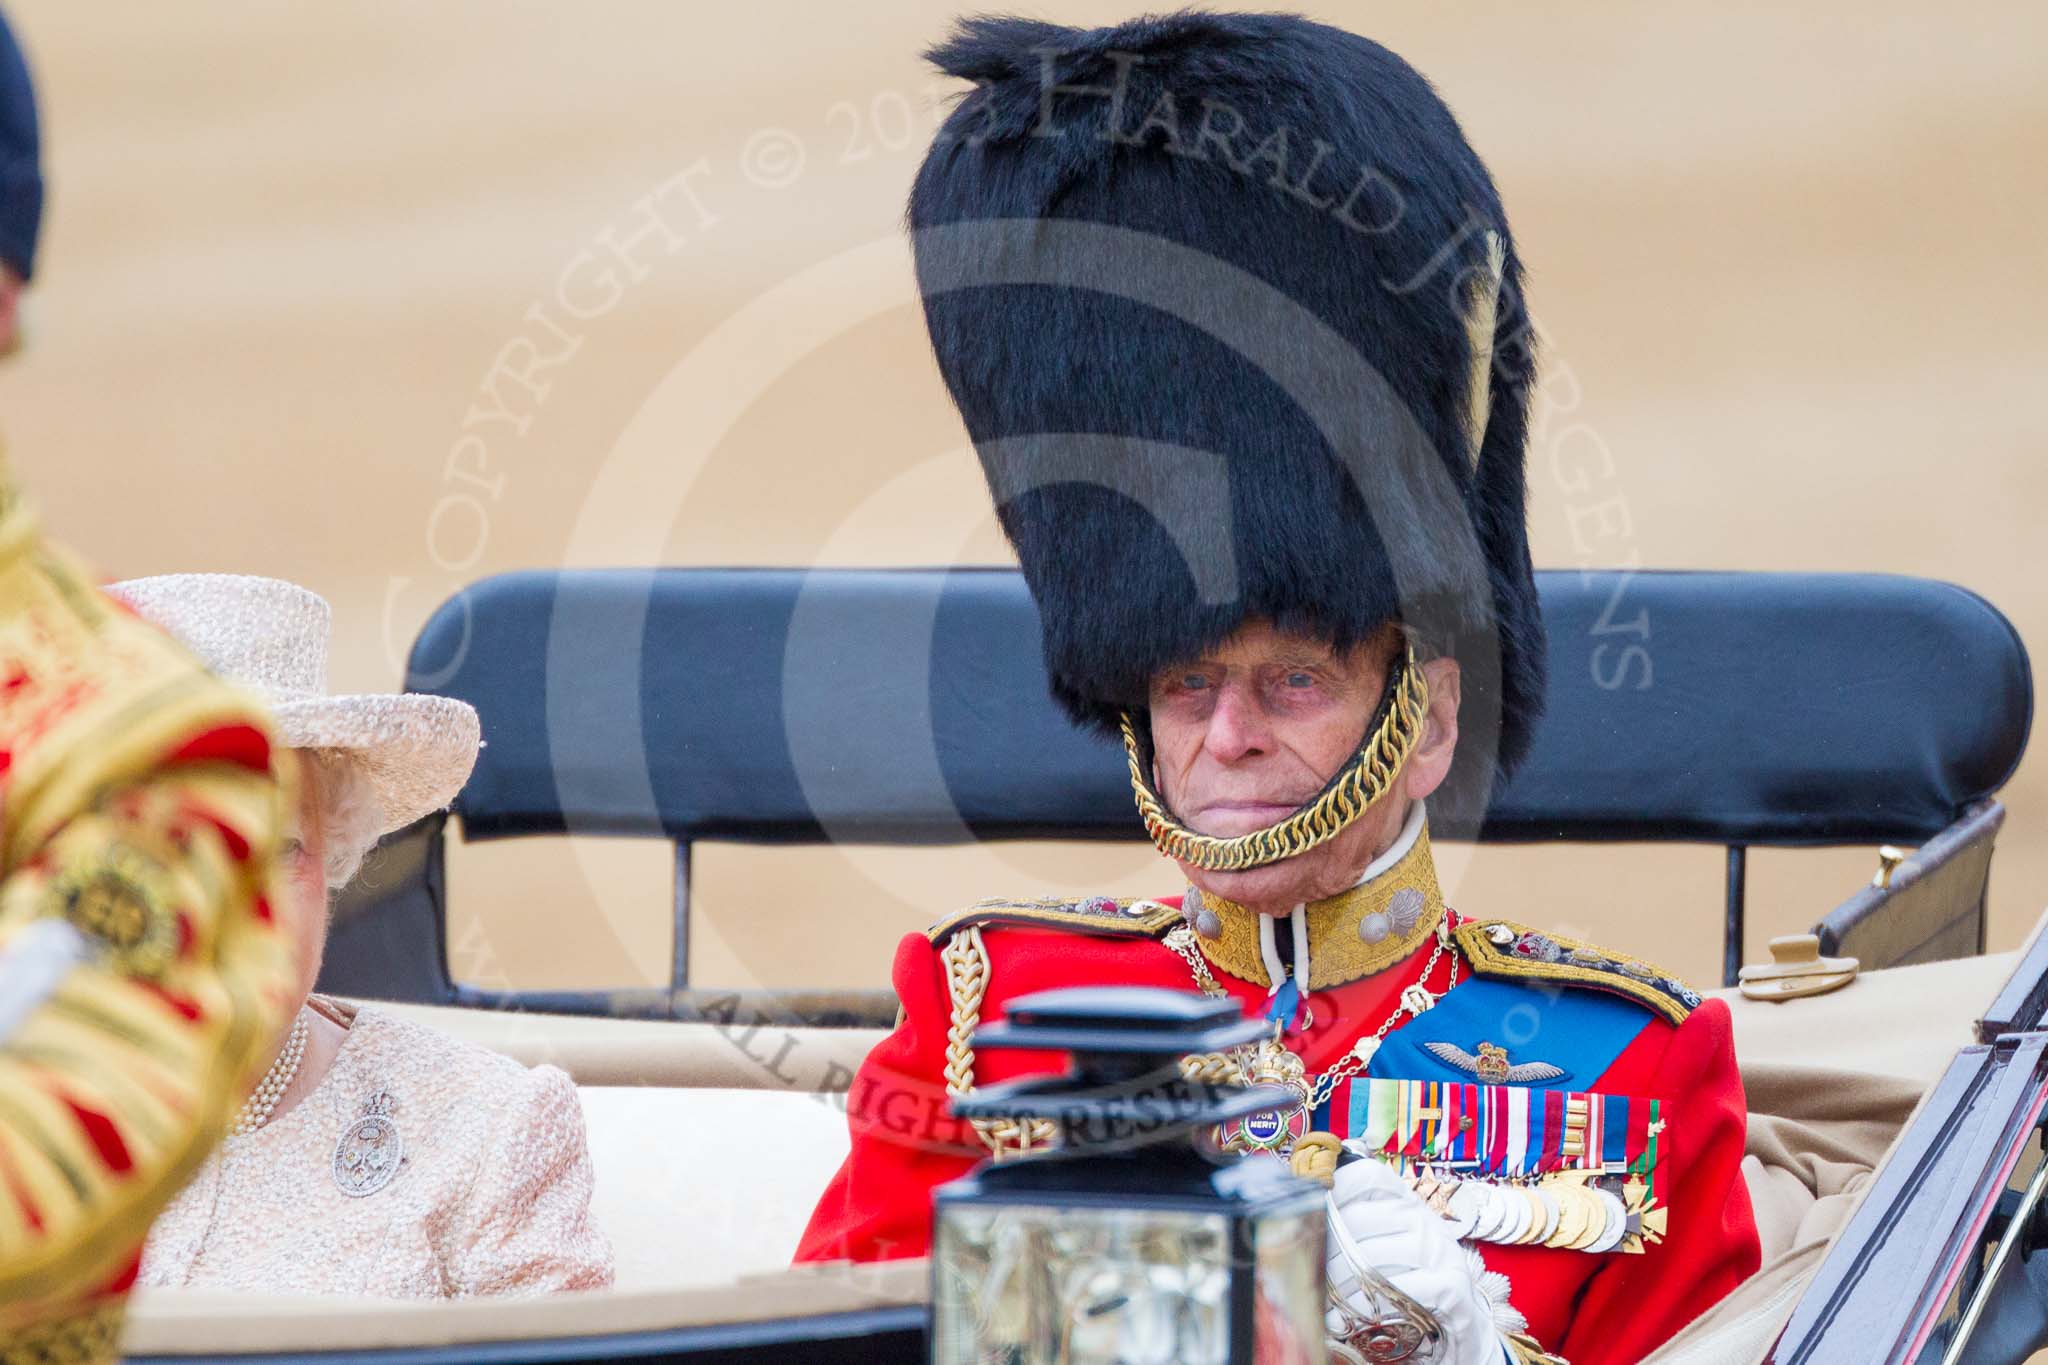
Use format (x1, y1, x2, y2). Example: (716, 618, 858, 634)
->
(1119, 648, 1430, 873)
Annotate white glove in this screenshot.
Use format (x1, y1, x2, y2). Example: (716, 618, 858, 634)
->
(1324, 1155, 1524, 1365)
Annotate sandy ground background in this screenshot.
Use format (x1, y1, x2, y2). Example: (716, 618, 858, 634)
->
(0, 1, 2040, 1000)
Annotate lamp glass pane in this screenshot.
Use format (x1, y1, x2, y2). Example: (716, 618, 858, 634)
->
(934, 1203, 1232, 1365)
(1254, 1205, 1330, 1364)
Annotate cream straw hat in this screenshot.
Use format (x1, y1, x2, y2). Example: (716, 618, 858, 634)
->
(106, 574, 480, 836)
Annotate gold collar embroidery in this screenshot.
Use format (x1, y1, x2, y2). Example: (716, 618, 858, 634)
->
(1187, 817, 1445, 991)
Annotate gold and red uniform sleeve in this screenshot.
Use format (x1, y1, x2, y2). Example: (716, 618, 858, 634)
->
(0, 463, 296, 1353)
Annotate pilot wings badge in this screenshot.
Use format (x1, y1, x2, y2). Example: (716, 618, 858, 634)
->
(1424, 1040, 1567, 1084)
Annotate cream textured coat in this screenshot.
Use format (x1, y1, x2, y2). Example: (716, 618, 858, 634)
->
(139, 1000, 613, 1298)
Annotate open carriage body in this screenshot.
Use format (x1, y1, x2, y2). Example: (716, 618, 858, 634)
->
(121, 566, 2037, 1363)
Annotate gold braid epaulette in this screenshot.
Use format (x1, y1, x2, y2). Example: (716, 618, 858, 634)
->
(1453, 920, 1704, 1026)
(932, 896, 1181, 1159)
(924, 895, 1184, 946)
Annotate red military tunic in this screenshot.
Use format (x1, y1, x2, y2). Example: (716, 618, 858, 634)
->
(798, 829, 1760, 1363)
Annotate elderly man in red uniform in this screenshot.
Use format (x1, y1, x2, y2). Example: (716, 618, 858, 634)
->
(799, 11, 1760, 1362)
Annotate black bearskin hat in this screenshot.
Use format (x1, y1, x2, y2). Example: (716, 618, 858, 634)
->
(908, 9, 1545, 819)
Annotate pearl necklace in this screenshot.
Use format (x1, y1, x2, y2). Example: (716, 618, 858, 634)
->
(231, 1010, 309, 1137)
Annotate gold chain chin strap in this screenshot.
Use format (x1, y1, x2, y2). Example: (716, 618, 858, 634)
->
(1121, 649, 1431, 873)
(940, 926, 1058, 1160)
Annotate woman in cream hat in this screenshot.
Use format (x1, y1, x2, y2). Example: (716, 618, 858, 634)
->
(109, 574, 613, 1298)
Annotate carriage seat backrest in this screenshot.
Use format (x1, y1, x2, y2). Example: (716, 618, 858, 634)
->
(319, 567, 2029, 1015)
(418, 567, 2028, 848)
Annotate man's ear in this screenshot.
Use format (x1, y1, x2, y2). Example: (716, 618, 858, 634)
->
(1401, 656, 1462, 803)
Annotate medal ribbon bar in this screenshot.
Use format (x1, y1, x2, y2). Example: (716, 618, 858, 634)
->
(1359, 1079, 1660, 1180)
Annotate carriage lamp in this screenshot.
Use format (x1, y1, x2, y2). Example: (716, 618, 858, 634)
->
(932, 986, 1330, 1365)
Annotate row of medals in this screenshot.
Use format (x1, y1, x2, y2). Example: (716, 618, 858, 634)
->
(1217, 1040, 1649, 1256)
(1405, 1167, 1639, 1254)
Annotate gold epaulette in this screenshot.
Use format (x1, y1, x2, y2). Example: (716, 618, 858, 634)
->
(924, 895, 1182, 946)
(1454, 919, 1704, 1027)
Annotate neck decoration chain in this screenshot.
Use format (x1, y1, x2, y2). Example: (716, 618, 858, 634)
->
(231, 1010, 309, 1137)
(1168, 914, 1459, 1148)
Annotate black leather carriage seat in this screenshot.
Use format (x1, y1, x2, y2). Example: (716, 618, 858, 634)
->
(320, 568, 2031, 1020)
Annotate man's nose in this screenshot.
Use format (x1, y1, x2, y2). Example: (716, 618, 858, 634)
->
(1201, 680, 1271, 762)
